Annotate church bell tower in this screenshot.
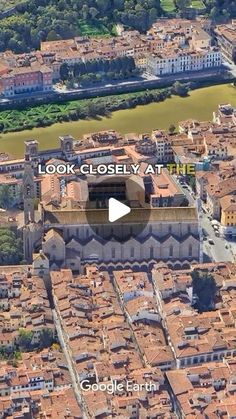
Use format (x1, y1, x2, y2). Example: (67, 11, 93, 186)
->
(23, 154, 35, 224)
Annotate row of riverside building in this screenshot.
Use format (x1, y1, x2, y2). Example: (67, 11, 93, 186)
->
(0, 17, 230, 98)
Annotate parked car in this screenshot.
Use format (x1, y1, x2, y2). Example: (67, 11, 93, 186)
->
(208, 239, 214, 245)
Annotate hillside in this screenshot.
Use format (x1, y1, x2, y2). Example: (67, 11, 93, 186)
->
(0, 0, 236, 54)
(0, 0, 24, 12)
(0, 0, 162, 53)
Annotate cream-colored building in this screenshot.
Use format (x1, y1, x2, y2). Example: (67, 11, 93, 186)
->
(215, 20, 236, 63)
(147, 47, 221, 76)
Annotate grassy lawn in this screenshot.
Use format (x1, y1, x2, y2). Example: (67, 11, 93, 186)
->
(0, 88, 169, 133)
(78, 19, 111, 37)
(0, 102, 78, 132)
(161, 0, 205, 12)
(191, 0, 206, 9)
(161, 0, 176, 12)
(0, 0, 24, 11)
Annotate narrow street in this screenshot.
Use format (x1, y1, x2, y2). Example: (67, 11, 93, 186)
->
(178, 180, 235, 263)
(52, 309, 89, 419)
(110, 275, 146, 367)
(201, 214, 234, 263)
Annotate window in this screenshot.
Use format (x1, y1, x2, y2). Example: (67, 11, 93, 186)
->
(150, 246, 154, 258)
(130, 247, 134, 258)
(189, 244, 192, 257)
(111, 248, 115, 259)
(169, 244, 173, 257)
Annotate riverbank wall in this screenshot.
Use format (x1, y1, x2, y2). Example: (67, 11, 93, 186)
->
(0, 68, 234, 112)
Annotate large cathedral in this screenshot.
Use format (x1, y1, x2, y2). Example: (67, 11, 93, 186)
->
(22, 153, 200, 272)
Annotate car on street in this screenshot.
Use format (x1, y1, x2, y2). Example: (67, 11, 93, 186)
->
(208, 239, 214, 245)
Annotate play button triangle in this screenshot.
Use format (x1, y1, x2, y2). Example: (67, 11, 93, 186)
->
(108, 198, 131, 223)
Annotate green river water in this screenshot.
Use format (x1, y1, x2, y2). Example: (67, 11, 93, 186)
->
(1, 83, 236, 158)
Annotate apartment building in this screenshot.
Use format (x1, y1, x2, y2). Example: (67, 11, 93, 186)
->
(0, 267, 54, 349)
(0, 18, 223, 97)
(0, 348, 82, 418)
(147, 47, 221, 76)
(152, 262, 236, 369)
(152, 129, 174, 162)
(51, 267, 176, 417)
(41, 32, 149, 64)
(213, 103, 236, 125)
(113, 270, 153, 302)
(146, 18, 221, 76)
(166, 359, 236, 418)
(0, 64, 53, 97)
(204, 132, 229, 160)
(220, 194, 236, 238)
(195, 171, 217, 201)
(215, 20, 236, 63)
(205, 176, 236, 220)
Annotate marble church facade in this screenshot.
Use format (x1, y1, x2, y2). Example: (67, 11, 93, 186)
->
(39, 206, 200, 272)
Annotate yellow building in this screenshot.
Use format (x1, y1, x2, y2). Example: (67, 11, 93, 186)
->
(220, 194, 236, 238)
(134, 54, 147, 70)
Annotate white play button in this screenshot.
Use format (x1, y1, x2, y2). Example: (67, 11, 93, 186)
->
(108, 198, 131, 223)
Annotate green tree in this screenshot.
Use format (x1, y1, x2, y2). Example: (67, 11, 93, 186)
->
(172, 81, 189, 97)
(39, 328, 54, 349)
(187, 174, 196, 192)
(81, 4, 89, 20)
(96, 0, 111, 13)
(18, 329, 34, 351)
(46, 30, 62, 41)
(60, 63, 70, 81)
(175, 0, 191, 11)
(168, 124, 176, 134)
(209, 6, 220, 20)
(65, 79, 75, 89)
(89, 7, 99, 19)
(191, 270, 216, 312)
(149, 7, 157, 24)
(0, 229, 23, 265)
(0, 185, 14, 209)
(73, 61, 86, 76)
